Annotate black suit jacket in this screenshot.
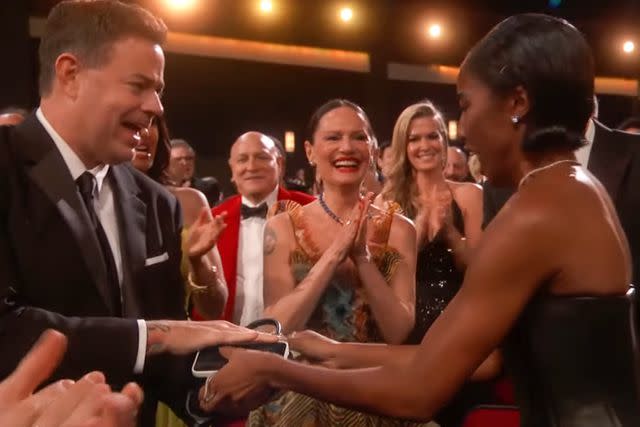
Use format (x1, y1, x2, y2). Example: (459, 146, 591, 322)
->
(0, 114, 199, 425)
(483, 120, 640, 285)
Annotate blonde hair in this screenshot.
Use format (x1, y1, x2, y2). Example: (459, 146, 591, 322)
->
(380, 100, 448, 219)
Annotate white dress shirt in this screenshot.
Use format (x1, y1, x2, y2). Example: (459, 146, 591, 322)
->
(234, 187, 279, 326)
(36, 108, 147, 373)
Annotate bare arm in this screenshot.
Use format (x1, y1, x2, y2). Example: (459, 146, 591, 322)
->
(254, 207, 555, 420)
(202, 199, 562, 418)
(356, 214, 416, 343)
(173, 188, 228, 319)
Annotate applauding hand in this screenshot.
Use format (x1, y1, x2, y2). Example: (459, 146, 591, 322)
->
(0, 329, 143, 427)
(187, 209, 227, 260)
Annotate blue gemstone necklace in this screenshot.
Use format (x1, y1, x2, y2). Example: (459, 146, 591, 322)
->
(318, 193, 345, 225)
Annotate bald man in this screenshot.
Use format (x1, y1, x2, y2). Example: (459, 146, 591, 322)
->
(202, 132, 314, 325)
(444, 146, 471, 182)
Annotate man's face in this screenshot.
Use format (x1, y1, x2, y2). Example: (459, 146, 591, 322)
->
(168, 146, 195, 184)
(444, 146, 469, 182)
(377, 146, 394, 178)
(229, 134, 279, 202)
(73, 37, 165, 166)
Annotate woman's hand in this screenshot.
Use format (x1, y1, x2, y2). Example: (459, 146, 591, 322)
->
(416, 189, 454, 243)
(187, 209, 227, 260)
(198, 347, 277, 415)
(288, 330, 339, 367)
(349, 193, 374, 263)
(326, 200, 365, 263)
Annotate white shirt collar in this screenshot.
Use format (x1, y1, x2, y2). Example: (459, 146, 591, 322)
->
(36, 108, 109, 192)
(240, 185, 279, 209)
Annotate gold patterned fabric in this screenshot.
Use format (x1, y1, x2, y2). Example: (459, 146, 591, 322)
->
(248, 202, 438, 427)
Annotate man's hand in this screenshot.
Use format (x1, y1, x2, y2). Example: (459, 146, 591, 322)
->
(146, 320, 279, 355)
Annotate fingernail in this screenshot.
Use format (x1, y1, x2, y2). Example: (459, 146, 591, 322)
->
(61, 379, 75, 389)
(85, 371, 105, 383)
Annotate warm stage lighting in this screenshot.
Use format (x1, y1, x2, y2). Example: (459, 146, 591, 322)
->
(259, 0, 273, 13)
(623, 40, 635, 54)
(166, 0, 197, 11)
(340, 7, 354, 22)
(428, 24, 442, 39)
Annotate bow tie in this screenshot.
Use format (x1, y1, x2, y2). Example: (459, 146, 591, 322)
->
(241, 203, 268, 219)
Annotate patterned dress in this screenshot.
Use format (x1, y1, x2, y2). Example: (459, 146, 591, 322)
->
(248, 201, 438, 427)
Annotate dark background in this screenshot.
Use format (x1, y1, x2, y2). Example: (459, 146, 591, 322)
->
(2, 0, 639, 192)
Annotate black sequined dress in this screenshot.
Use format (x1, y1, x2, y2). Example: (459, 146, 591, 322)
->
(407, 200, 465, 344)
(407, 200, 495, 427)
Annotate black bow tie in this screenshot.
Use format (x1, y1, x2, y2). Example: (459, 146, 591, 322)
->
(241, 203, 268, 219)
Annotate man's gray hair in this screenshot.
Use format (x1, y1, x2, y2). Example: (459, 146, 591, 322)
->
(170, 138, 195, 153)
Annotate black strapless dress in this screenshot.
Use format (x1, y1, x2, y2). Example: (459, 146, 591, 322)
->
(505, 288, 640, 427)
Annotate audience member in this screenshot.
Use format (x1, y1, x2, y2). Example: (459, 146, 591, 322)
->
(467, 153, 486, 184)
(199, 176, 223, 206)
(444, 146, 471, 182)
(211, 132, 314, 325)
(167, 138, 205, 189)
(205, 14, 640, 427)
(377, 100, 492, 426)
(377, 139, 394, 180)
(246, 99, 423, 426)
(0, 2, 276, 425)
(132, 116, 228, 321)
(0, 330, 141, 427)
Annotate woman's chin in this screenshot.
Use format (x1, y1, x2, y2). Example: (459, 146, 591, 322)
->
(131, 159, 152, 174)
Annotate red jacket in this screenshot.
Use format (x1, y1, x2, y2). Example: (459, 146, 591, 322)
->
(203, 187, 315, 321)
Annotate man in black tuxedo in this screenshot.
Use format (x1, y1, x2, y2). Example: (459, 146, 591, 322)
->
(483, 117, 640, 284)
(0, 1, 270, 425)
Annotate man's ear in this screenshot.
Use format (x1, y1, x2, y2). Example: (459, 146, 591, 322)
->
(228, 158, 235, 182)
(54, 53, 82, 99)
(276, 155, 285, 179)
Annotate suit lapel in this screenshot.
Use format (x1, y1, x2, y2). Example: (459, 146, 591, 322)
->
(17, 115, 114, 312)
(109, 164, 147, 317)
(588, 120, 631, 203)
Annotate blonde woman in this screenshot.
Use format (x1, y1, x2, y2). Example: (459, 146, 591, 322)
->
(377, 101, 497, 426)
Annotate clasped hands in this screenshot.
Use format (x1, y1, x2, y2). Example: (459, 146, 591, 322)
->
(327, 192, 391, 265)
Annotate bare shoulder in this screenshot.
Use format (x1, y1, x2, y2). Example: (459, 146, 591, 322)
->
(266, 210, 293, 232)
(264, 211, 297, 248)
(448, 180, 482, 198)
(169, 187, 209, 226)
(170, 187, 209, 210)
